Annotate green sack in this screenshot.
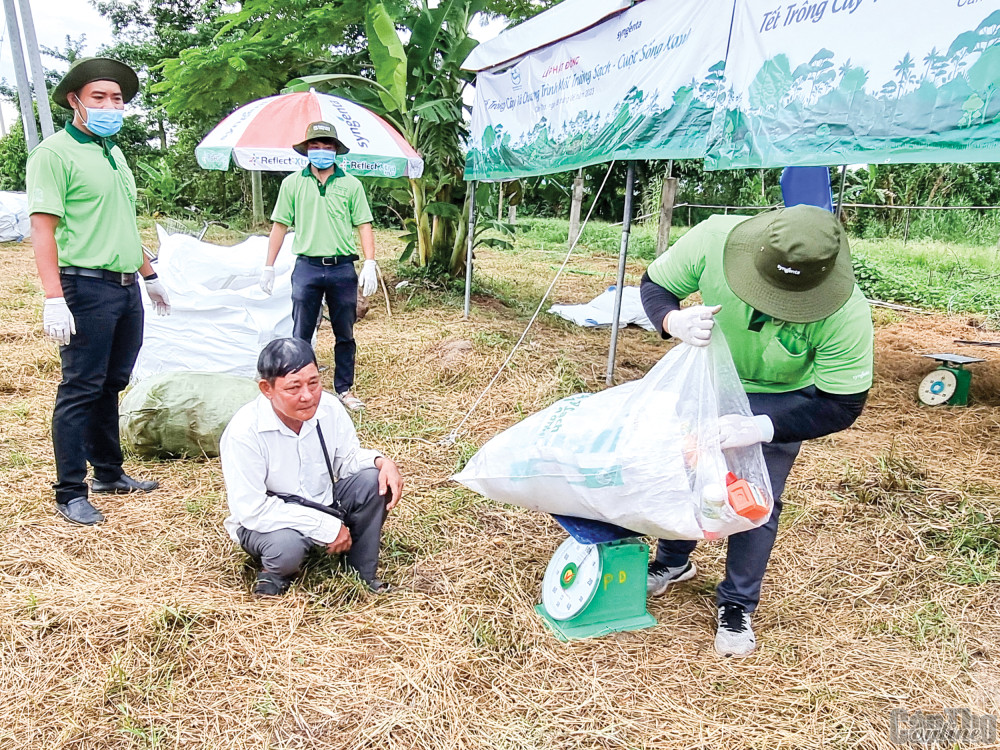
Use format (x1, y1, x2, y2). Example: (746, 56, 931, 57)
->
(120, 372, 260, 458)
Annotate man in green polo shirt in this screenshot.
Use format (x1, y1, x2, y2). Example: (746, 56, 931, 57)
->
(27, 58, 172, 526)
(640, 205, 874, 657)
(260, 121, 378, 412)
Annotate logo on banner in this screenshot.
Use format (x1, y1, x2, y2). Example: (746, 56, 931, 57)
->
(511, 67, 522, 90)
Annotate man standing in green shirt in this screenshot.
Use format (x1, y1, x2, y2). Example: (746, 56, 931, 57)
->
(260, 121, 378, 412)
(640, 205, 874, 657)
(27, 58, 172, 526)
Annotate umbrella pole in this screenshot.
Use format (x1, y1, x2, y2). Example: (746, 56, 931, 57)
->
(251, 170, 264, 226)
(464, 181, 477, 319)
(605, 162, 636, 386)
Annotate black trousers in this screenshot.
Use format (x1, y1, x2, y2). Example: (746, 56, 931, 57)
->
(290, 257, 358, 394)
(52, 275, 143, 503)
(655, 392, 803, 612)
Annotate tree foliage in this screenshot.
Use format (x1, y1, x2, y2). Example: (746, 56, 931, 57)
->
(152, 0, 369, 125)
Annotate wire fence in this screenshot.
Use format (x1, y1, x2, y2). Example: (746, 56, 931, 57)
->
(623, 201, 1000, 246)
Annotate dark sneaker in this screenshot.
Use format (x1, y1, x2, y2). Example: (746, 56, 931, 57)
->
(646, 560, 696, 597)
(92, 474, 160, 494)
(715, 603, 756, 657)
(253, 571, 292, 597)
(56, 497, 105, 526)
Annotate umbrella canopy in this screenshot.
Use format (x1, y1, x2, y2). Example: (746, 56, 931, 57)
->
(196, 91, 424, 179)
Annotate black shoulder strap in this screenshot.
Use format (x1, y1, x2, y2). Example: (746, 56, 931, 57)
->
(315, 422, 336, 483)
(315, 422, 346, 515)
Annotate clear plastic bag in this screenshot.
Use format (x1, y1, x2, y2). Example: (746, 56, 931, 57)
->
(453, 332, 773, 540)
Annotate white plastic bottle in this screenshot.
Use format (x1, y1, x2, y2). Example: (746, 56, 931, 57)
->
(701, 483, 728, 538)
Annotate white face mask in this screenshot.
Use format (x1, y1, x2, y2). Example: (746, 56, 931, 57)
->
(71, 95, 125, 137)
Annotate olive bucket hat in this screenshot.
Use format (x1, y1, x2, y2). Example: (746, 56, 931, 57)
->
(53, 57, 139, 109)
(292, 121, 350, 156)
(723, 204, 856, 323)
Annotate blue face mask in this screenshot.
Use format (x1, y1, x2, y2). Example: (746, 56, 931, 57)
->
(307, 149, 337, 170)
(82, 106, 124, 137)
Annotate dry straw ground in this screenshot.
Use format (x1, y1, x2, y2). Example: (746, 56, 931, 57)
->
(0, 228, 998, 749)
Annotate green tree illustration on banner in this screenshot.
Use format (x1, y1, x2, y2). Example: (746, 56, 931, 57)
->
(707, 10, 1000, 169)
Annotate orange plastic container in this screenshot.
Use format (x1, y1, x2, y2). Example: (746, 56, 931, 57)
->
(726, 477, 769, 521)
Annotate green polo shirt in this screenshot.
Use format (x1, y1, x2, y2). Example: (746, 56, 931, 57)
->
(646, 214, 874, 395)
(270, 166, 373, 257)
(26, 123, 143, 273)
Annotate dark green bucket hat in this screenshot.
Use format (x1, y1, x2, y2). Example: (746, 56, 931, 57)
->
(723, 204, 855, 323)
(292, 121, 350, 156)
(53, 57, 139, 109)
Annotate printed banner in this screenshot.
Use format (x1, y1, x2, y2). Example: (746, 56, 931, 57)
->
(706, 0, 1000, 168)
(464, 0, 732, 181)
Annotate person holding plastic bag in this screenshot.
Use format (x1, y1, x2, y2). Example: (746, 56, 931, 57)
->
(640, 205, 873, 657)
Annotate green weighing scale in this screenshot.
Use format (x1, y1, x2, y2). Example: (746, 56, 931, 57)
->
(917, 353, 985, 406)
(535, 515, 656, 641)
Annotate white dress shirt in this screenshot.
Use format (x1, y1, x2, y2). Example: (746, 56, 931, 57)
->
(220, 392, 382, 544)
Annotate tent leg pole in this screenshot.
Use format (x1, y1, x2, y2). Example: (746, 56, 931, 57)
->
(464, 181, 476, 319)
(606, 162, 636, 386)
(835, 164, 848, 218)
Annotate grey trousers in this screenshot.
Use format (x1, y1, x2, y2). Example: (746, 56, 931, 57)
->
(236, 467, 388, 584)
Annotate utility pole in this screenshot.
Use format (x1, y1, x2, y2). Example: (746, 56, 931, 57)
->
(1, 0, 38, 148)
(17, 0, 54, 138)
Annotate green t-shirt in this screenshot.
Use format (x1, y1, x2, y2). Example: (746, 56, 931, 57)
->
(26, 124, 143, 273)
(646, 214, 874, 395)
(270, 167, 374, 257)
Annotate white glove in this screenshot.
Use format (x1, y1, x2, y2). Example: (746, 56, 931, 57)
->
(144, 277, 171, 316)
(665, 304, 722, 347)
(43, 297, 75, 345)
(260, 265, 275, 295)
(358, 259, 378, 297)
(718, 414, 774, 450)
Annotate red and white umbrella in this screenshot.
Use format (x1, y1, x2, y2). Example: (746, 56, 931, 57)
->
(196, 91, 424, 179)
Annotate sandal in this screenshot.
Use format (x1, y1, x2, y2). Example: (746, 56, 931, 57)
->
(337, 391, 365, 411)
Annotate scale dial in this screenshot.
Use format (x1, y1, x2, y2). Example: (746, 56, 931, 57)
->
(541, 537, 602, 621)
(918, 368, 957, 406)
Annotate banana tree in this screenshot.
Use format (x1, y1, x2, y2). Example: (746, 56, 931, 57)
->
(285, 0, 482, 276)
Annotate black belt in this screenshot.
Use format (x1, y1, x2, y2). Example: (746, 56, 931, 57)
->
(60, 266, 137, 286)
(298, 254, 358, 267)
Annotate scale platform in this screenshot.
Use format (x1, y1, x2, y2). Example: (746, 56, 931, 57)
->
(921, 353, 986, 367)
(536, 515, 656, 642)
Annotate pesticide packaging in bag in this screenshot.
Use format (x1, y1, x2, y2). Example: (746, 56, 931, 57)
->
(453, 334, 773, 540)
(121, 372, 260, 458)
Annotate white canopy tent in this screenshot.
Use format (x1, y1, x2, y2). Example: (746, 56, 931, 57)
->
(460, 0, 1000, 382)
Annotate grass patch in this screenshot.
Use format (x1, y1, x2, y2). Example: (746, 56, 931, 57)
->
(852, 238, 1000, 318)
(517, 217, 663, 260)
(839, 442, 928, 510)
(922, 508, 1000, 585)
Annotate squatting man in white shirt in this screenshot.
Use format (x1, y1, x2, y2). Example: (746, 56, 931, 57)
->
(220, 338, 403, 596)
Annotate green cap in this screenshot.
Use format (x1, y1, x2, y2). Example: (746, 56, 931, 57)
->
(292, 121, 350, 156)
(53, 57, 139, 109)
(723, 205, 855, 323)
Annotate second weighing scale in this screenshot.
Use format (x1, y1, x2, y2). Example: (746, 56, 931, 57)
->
(917, 353, 984, 406)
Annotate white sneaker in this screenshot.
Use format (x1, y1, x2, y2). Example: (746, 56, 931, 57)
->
(646, 560, 696, 597)
(715, 603, 756, 657)
(338, 391, 365, 411)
